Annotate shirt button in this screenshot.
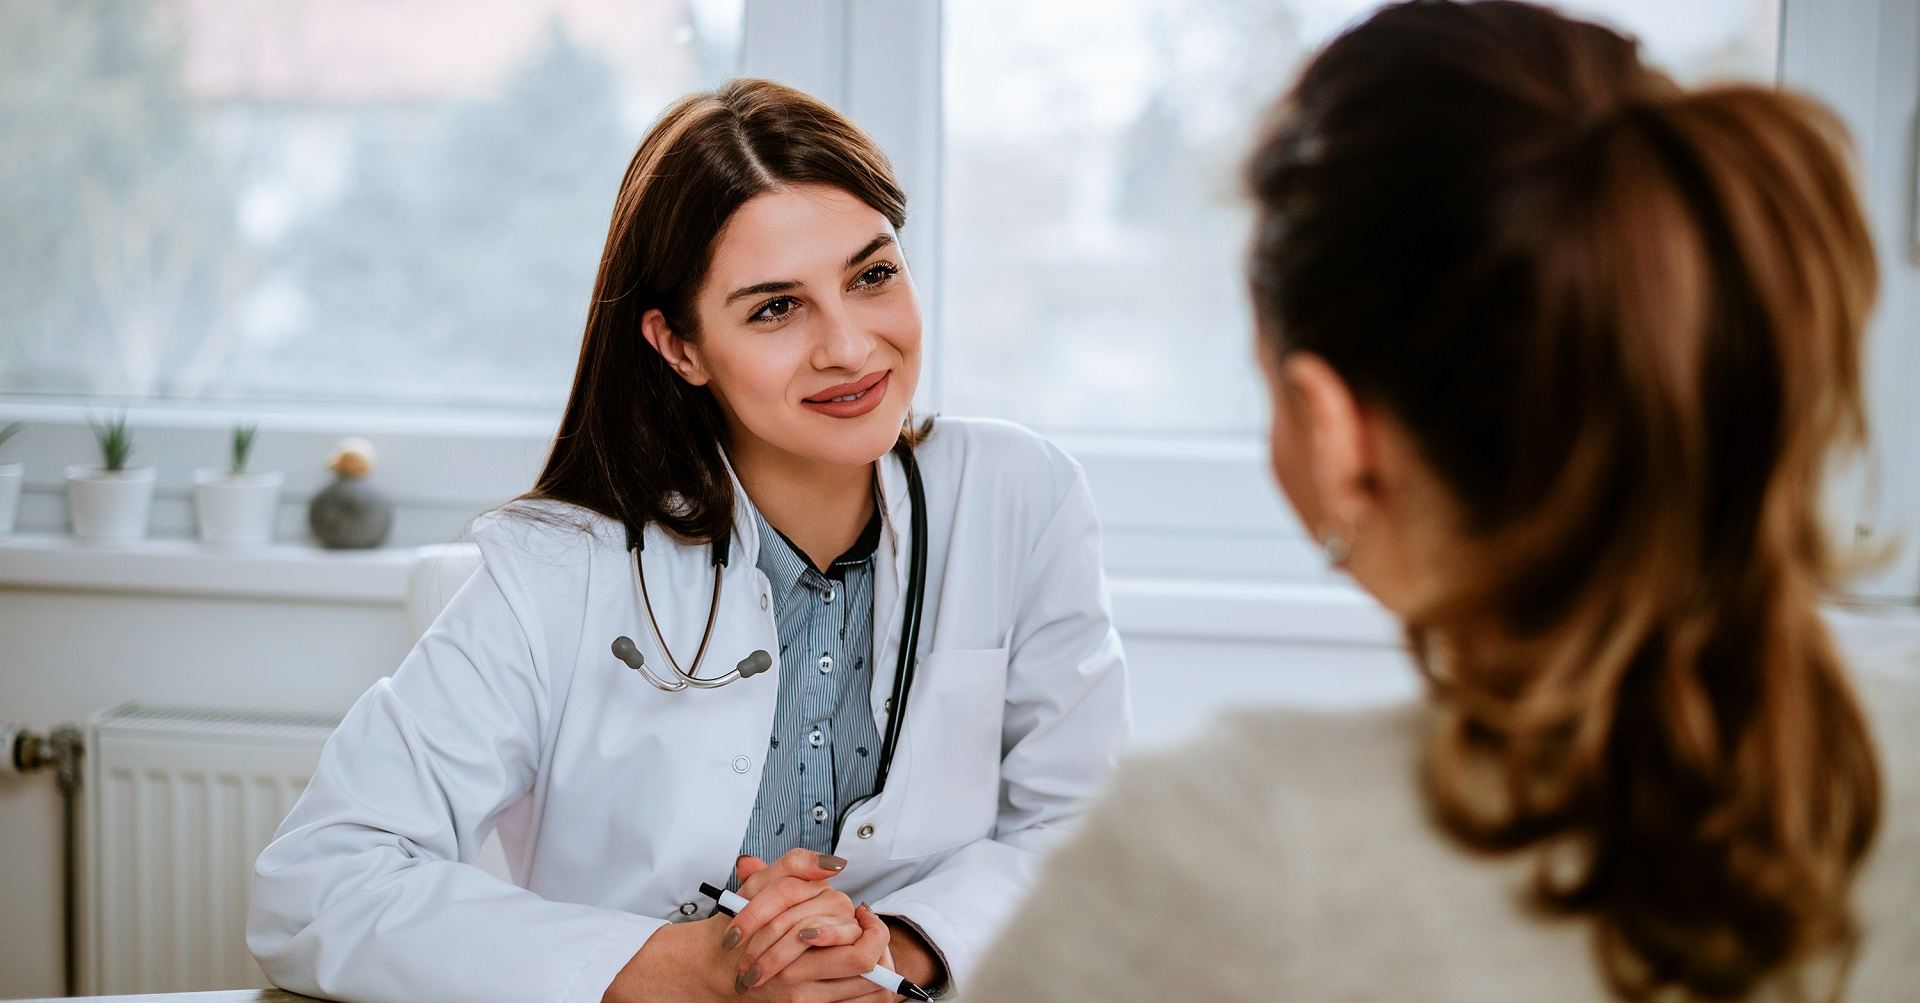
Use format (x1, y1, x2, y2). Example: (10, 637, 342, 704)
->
(818, 655, 833, 674)
(823, 587, 836, 604)
(811, 804, 829, 823)
(808, 729, 824, 748)
(731, 755, 750, 774)
(679, 901, 699, 917)
(857, 824, 875, 839)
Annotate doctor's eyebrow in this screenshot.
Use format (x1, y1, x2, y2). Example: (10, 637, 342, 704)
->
(842, 233, 894, 269)
(722, 233, 897, 305)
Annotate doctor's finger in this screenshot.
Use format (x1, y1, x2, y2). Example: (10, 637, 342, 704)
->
(741, 888, 855, 980)
(740, 847, 849, 899)
(743, 912, 863, 989)
(743, 883, 853, 957)
(735, 855, 768, 885)
(728, 875, 841, 946)
(778, 909, 889, 983)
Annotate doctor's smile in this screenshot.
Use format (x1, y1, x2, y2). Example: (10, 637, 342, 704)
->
(801, 370, 892, 419)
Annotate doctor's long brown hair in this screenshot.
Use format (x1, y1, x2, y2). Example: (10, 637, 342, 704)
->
(1247, 2, 1882, 999)
(519, 78, 910, 542)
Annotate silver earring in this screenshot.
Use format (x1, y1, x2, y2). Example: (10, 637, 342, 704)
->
(1322, 529, 1351, 568)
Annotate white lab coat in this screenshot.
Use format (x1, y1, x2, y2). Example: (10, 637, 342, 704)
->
(247, 417, 1132, 1003)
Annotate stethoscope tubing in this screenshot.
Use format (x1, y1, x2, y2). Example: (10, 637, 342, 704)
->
(626, 544, 733, 690)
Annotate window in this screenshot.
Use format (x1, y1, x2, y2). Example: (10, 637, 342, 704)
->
(938, 0, 1781, 437)
(2, 0, 1912, 602)
(0, 0, 742, 409)
(934, 0, 1799, 586)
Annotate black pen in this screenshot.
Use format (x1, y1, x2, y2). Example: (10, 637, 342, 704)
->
(699, 881, 935, 1001)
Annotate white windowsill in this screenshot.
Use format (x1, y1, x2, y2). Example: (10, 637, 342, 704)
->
(0, 532, 416, 605)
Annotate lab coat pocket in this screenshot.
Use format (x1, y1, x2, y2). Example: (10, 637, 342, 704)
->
(888, 646, 1010, 860)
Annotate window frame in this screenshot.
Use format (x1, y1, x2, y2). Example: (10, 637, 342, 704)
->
(0, 0, 1912, 607)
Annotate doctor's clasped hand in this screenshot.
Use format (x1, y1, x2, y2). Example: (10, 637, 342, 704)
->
(603, 849, 906, 1002)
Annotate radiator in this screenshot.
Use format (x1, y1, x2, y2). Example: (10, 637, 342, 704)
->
(83, 703, 338, 996)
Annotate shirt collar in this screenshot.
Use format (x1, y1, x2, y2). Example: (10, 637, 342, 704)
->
(719, 441, 910, 575)
(756, 503, 881, 588)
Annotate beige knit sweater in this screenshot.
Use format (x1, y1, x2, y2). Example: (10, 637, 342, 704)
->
(964, 658, 1920, 1002)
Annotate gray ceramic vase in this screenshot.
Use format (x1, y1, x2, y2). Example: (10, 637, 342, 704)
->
(309, 475, 393, 549)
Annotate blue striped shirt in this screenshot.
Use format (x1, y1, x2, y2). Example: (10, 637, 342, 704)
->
(733, 506, 885, 881)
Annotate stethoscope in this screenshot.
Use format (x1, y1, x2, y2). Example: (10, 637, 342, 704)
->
(610, 439, 929, 810)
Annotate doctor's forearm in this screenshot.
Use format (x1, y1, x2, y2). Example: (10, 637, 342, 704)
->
(603, 916, 729, 1003)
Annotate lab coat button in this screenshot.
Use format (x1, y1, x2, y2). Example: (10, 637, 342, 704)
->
(857, 823, 875, 839)
(808, 729, 824, 748)
(760, 593, 769, 610)
(679, 901, 699, 917)
(732, 755, 750, 774)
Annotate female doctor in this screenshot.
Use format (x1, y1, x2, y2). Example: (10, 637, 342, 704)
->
(246, 78, 1131, 1003)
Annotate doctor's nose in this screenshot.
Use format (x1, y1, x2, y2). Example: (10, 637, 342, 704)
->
(810, 302, 875, 373)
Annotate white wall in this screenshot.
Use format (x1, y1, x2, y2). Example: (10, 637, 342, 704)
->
(0, 587, 409, 999)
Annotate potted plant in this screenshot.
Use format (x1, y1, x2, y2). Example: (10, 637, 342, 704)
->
(66, 411, 157, 542)
(0, 422, 23, 534)
(194, 421, 283, 546)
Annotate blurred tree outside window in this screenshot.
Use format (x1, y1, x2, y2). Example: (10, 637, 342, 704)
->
(0, 0, 742, 409)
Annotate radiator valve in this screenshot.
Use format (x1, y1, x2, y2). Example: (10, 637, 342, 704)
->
(4, 723, 84, 790)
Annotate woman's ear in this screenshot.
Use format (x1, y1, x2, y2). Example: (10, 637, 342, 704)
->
(1281, 352, 1377, 538)
(641, 309, 710, 387)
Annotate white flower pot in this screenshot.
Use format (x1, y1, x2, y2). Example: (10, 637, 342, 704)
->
(66, 465, 157, 542)
(193, 468, 284, 546)
(0, 463, 22, 534)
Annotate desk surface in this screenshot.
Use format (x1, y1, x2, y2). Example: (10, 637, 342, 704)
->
(10, 983, 314, 991)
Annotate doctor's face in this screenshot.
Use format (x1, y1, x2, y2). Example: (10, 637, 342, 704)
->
(659, 183, 922, 472)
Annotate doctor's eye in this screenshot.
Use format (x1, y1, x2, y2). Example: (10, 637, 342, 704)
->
(851, 262, 898, 291)
(748, 295, 801, 325)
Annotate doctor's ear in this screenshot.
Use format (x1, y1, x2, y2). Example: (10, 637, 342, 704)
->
(641, 308, 710, 387)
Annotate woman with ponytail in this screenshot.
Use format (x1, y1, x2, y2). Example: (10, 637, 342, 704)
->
(965, 1, 1916, 999)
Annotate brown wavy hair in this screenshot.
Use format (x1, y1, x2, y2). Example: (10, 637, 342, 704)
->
(1245, 2, 1882, 998)
(519, 78, 916, 542)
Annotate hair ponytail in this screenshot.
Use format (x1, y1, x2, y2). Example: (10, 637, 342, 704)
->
(1246, 4, 1882, 998)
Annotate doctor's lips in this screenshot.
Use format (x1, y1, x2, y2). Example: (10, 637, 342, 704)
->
(801, 370, 890, 419)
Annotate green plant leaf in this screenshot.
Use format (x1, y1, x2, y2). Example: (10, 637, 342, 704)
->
(87, 410, 133, 472)
(231, 421, 259, 475)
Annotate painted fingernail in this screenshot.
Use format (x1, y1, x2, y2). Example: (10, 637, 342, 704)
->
(733, 971, 749, 995)
(721, 927, 741, 950)
(743, 964, 760, 988)
(817, 852, 848, 871)
(799, 928, 820, 941)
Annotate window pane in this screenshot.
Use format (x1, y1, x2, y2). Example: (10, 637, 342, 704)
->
(940, 0, 1780, 436)
(0, 0, 741, 408)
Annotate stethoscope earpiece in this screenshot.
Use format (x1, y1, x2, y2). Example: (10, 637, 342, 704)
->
(736, 650, 773, 679)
